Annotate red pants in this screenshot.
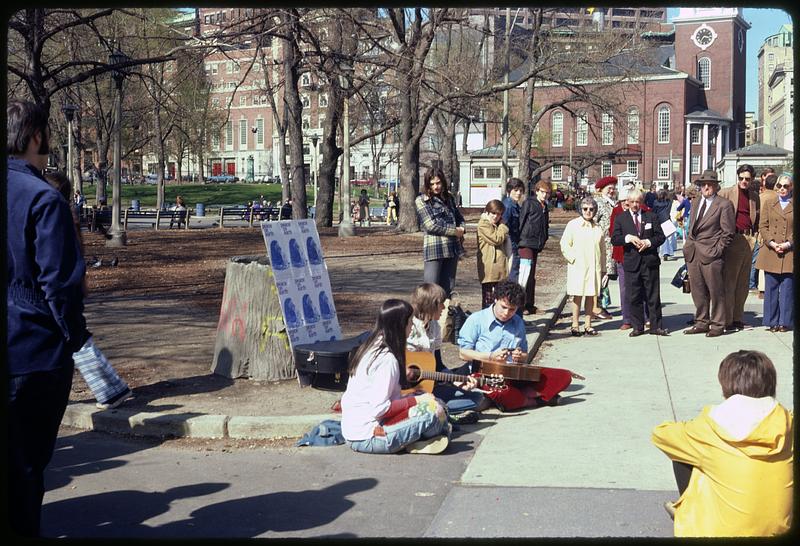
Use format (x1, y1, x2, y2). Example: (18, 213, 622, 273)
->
(486, 367, 572, 410)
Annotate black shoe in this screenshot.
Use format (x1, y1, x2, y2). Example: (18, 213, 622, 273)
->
(732, 321, 745, 330)
(629, 329, 646, 337)
(650, 328, 670, 336)
(570, 327, 583, 337)
(449, 410, 479, 425)
(584, 327, 599, 336)
(684, 326, 709, 335)
(536, 395, 561, 407)
(705, 330, 724, 338)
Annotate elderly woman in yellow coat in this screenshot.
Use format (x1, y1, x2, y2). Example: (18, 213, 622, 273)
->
(652, 350, 793, 537)
(477, 199, 510, 308)
(560, 196, 606, 336)
(755, 173, 793, 331)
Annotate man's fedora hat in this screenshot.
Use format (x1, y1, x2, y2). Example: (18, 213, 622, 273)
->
(695, 169, 720, 185)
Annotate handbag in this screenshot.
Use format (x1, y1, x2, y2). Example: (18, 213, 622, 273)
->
(670, 264, 690, 293)
(442, 293, 470, 344)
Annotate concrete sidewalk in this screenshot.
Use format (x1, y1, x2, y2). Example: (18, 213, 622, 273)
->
(61, 250, 792, 445)
(458, 252, 793, 493)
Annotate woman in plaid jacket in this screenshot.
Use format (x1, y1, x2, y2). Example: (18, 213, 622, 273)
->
(415, 168, 466, 298)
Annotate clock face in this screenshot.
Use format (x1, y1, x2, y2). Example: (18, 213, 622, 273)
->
(692, 24, 717, 49)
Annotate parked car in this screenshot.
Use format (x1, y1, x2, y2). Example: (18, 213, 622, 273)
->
(207, 174, 238, 183)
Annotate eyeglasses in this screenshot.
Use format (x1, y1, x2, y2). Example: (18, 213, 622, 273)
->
(581, 207, 596, 211)
(775, 183, 792, 189)
(738, 176, 752, 181)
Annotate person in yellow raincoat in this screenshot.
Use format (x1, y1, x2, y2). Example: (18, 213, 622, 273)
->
(652, 350, 793, 537)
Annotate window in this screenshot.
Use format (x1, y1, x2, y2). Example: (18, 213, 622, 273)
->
(602, 161, 612, 177)
(691, 126, 701, 144)
(211, 64, 218, 75)
(691, 154, 701, 174)
(602, 112, 614, 145)
(657, 158, 670, 179)
(551, 111, 563, 147)
(657, 105, 670, 143)
(552, 165, 563, 180)
(318, 114, 326, 129)
(211, 98, 219, 108)
(301, 73, 311, 87)
(627, 108, 639, 144)
(698, 57, 711, 89)
(239, 120, 248, 147)
(225, 122, 233, 148)
(227, 61, 233, 74)
(486, 167, 501, 179)
(256, 118, 264, 145)
(233, 62, 241, 73)
(302, 117, 310, 130)
(576, 112, 588, 146)
(239, 96, 247, 107)
(301, 95, 310, 108)
(211, 133, 220, 150)
(319, 94, 328, 108)
(473, 167, 485, 179)
(627, 160, 638, 178)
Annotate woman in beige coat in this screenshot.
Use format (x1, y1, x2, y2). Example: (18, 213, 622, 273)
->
(477, 199, 510, 308)
(560, 196, 607, 336)
(754, 173, 793, 331)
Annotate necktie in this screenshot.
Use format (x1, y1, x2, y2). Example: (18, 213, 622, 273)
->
(633, 212, 641, 235)
(693, 199, 707, 235)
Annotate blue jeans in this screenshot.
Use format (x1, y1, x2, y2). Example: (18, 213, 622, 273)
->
(423, 257, 459, 298)
(763, 272, 793, 328)
(749, 244, 760, 289)
(346, 397, 450, 454)
(508, 243, 520, 282)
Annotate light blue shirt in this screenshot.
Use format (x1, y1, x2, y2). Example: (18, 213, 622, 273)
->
(457, 305, 528, 353)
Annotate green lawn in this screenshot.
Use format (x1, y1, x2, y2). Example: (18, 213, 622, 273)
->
(81, 183, 290, 208)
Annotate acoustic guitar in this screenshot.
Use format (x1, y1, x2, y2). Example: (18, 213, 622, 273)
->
(403, 351, 506, 394)
(478, 358, 586, 382)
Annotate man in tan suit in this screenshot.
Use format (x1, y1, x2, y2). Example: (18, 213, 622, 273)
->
(718, 164, 760, 331)
(683, 169, 735, 337)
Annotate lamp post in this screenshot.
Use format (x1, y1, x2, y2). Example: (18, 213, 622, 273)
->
(61, 103, 78, 193)
(107, 48, 130, 247)
(310, 134, 319, 211)
(338, 62, 354, 237)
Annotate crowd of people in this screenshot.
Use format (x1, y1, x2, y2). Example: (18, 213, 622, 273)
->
(6, 95, 792, 538)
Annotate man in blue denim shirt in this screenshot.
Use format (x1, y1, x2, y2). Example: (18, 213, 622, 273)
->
(6, 100, 87, 537)
(502, 178, 525, 282)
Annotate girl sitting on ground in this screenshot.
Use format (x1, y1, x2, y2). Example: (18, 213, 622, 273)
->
(407, 283, 490, 421)
(341, 299, 451, 454)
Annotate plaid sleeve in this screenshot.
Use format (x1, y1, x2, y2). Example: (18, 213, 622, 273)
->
(415, 196, 458, 237)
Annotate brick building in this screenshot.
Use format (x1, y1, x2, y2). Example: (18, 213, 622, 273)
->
(475, 7, 750, 196)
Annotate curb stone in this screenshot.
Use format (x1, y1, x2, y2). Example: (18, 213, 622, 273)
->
(61, 291, 567, 441)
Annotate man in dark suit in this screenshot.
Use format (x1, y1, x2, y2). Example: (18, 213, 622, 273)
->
(611, 188, 668, 336)
(682, 169, 736, 337)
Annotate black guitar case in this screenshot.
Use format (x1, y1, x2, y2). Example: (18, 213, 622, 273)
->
(293, 331, 370, 391)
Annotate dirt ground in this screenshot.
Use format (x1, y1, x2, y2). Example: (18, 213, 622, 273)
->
(75, 210, 574, 428)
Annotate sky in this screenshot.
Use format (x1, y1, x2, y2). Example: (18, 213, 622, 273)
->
(667, 7, 793, 112)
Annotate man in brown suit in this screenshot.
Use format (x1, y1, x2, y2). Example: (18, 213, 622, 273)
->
(683, 169, 735, 337)
(718, 164, 760, 331)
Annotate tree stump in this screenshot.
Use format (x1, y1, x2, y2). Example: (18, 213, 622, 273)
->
(211, 255, 295, 380)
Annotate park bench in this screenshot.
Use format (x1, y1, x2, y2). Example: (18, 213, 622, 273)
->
(123, 208, 191, 230)
(83, 207, 111, 233)
(218, 205, 281, 227)
(368, 206, 386, 222)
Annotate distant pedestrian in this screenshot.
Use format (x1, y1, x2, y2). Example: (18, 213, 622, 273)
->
(358, 189, 370, 227)
(592, 176, 617, 319)
(501, 178, 525, 282)
(477, 199, 509, 308)
(414, 167, 465, 298)
(652, 188, 676, 260)
(280, 198, 292, 220)
(683, 169, 735, 337)
(386, 191, 398, 225)
(560, 196, 606, 336)
(754, 173, 793, 332)
(610, 188, 669, 337)
(7, 99, 87, 537)
(652, 350, 793, 537)
(517, 180, 551, 314)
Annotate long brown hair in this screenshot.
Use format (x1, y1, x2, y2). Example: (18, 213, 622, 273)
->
(411, 283, 446, 323)
(718, 350, 776, 399)
(421, 167, 452, 202)
(348, 299, 414, 387)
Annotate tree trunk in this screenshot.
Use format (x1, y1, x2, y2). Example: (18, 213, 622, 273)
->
(316, 89, 343, 228)
(442, 114, 458, 194)
(282, 12, 307, 219)
(211, 256, 294, 380)
(397, 137, 421, 232)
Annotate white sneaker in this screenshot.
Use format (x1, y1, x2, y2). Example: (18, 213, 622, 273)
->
(96, 389, 132, 410)
(406, 435, 449, 454)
